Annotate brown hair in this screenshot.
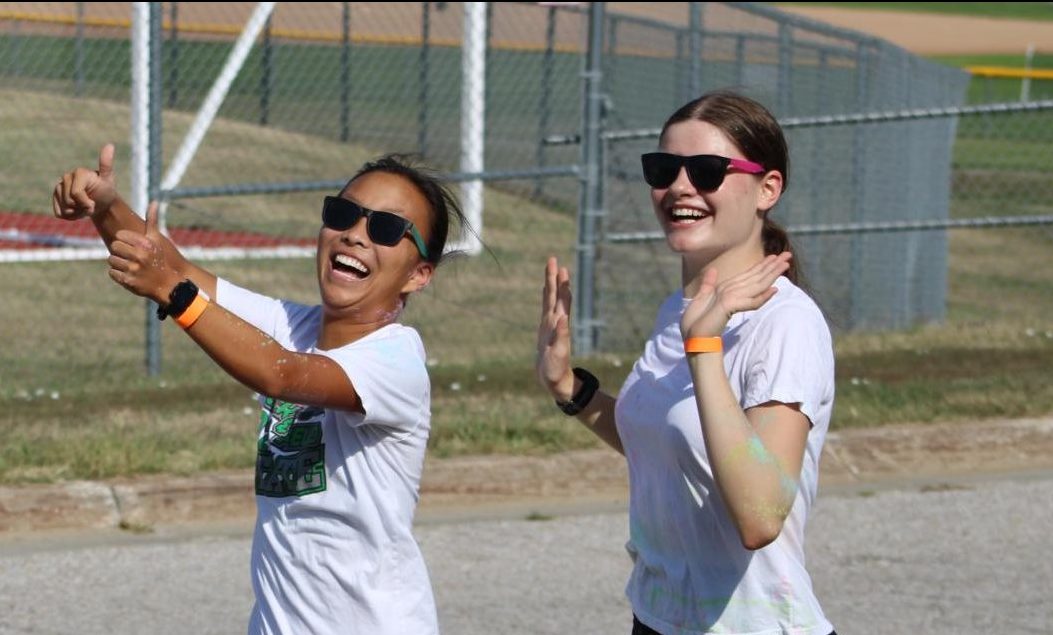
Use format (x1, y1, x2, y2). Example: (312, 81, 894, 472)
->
(660, 91, 800, 284)
(344, 154, 467, 266)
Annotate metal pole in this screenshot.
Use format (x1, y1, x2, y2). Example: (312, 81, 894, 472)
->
(418, 1, 430, 157)
(777, 22, 792, 115)
(340, 2, 351, 142)
(260, 13, 272, 126)
(1022, 42, 1035, 102)
(74, 2, 85, 96)
(535, 5, 556, 201)
(574, 1, 605, 355)
(146, 2, 163, 376)
(458, 3, 486, 256)
(735, 34, 745, 87)
(849, 43, 869, 329)
(168, 2, 178, 107)
(688, 2, 702, 98)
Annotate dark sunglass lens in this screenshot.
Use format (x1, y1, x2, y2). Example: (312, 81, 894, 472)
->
(367, 212, 410, 246)
(641, 153, 681, 189)
(322, 197, 363, 231)
(685, 155, 727, 191)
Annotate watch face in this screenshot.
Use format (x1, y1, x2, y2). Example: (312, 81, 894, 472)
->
(168, 280, 199, 317)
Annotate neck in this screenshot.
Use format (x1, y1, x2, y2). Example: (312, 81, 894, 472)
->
(682, 241, 767, 298)
(317, 300, 403, 350)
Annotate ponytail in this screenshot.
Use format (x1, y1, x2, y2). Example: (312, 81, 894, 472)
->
(762, 217, 799, 284)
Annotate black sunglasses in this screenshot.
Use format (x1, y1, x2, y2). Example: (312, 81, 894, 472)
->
(321, 195, 429, 260)
(640, 152, 766, 192)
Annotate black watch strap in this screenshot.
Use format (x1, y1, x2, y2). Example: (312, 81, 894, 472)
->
(555, 367, 600, 416)
(156, 279, 200, 321)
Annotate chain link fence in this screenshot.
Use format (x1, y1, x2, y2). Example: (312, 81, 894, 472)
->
(1, 1, 1052, 382)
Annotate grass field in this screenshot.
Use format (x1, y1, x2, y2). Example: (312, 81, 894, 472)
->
(1, 9, 1052, 485)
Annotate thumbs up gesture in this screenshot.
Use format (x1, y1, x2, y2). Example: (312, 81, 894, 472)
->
(53, 144, 119, 220)
(108, 202, 181, 304)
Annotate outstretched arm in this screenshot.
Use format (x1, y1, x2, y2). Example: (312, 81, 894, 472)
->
(52, 144, 217, 298)
(681, 253, 809, 551)
(107, 203, 361, 412)
(536, 256, 623, 454)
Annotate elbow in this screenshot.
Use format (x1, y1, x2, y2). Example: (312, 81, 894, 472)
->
(254, 368, 292, 402)
(737, 520, 784, 551)
(740, 531, 777, 551)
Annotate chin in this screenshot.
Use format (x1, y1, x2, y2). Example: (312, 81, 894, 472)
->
(664, 231, 709, 255)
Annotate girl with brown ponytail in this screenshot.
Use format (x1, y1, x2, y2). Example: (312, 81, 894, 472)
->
(537, 91, 836, 635)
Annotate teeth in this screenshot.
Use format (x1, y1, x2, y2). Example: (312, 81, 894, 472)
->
(334, 254, 369, 275)
(670, 207, 708, 220)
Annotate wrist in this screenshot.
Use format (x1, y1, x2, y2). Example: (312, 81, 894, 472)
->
(684, 336, 723, 354)
(155, 275, 182, 307)
(548, 370, 577, 403)
(554, 367, 599, 416)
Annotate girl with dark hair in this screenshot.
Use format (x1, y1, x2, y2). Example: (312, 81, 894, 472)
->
(537, 91, 836, 634)
(53, 145, 467, 634)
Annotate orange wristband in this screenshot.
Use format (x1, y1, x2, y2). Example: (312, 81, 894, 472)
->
(684, 336, 723, 354)
(174, 292, 209, 329)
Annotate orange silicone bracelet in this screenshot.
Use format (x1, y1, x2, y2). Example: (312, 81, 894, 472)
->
(174, 292, 209, 329)
(684, 336, 723, 353)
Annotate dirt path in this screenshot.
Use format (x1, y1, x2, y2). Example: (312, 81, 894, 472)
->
(5, 416, 1051, 533)
(774, 6, 1053, 56)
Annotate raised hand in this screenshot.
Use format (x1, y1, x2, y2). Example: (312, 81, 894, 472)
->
(536, 256, 575, 401)
(52, 144, 119, 221)
(680, 252, 793, 340)
(107, 202, 180, 304)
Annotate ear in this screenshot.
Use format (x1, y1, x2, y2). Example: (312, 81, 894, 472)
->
(756, 169, 784, 213)
(401, 260, 435, 295)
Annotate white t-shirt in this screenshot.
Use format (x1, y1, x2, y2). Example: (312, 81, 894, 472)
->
(616, 276, 835, 635)
(216, 279, 439, 635)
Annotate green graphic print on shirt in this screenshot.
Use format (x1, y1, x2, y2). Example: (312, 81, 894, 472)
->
(255, 397, 327, 498)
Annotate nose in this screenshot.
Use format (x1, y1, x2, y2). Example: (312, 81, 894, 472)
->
(668, 166, 695, 194)
(339, 214, 370, 246)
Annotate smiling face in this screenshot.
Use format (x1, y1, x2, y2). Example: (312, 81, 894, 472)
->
(315, 170, 435, 326)
(651, 120, 782, 270)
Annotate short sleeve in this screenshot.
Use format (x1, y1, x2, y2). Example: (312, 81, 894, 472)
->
(741, 303, 834, 428)
(216, 278, 319, 350)
(216, 278, 284, 337)
(319, 327, 430, 433)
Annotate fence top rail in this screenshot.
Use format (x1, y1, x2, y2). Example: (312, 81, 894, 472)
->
(607, 215, 1053, 242)
(567, 99, 1053, 145)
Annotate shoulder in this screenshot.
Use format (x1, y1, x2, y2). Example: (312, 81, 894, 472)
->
(652, 289, 688, 331)
(726, 277, 833, 370)
(750, 277, 831, 342)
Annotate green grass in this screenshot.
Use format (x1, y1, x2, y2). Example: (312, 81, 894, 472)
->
(2, 22, 1053, 484)
(776, 3, 1053, 21)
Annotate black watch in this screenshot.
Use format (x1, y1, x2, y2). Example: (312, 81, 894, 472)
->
(156, 279, 200, 321)
(555, 367, 600, 416)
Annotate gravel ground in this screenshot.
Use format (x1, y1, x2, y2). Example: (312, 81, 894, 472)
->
(2, 473, 1051, 634)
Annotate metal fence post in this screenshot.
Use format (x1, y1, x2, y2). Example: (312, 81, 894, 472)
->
(259, 13, 272, 126)
(340, 2, 351, 142)
(146, 2, 163, 376)
(777, 22, 792, 114)
(849, 42, 870, 329)
(688, 2, 702, 98)
(167, 2, 179, 107)
(535, 5, 557, 201)
(574, 1, 605, 356)
(74, 2, 85, 97)
(418, 1, 431, 157)
(735, 33, 745, 87)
